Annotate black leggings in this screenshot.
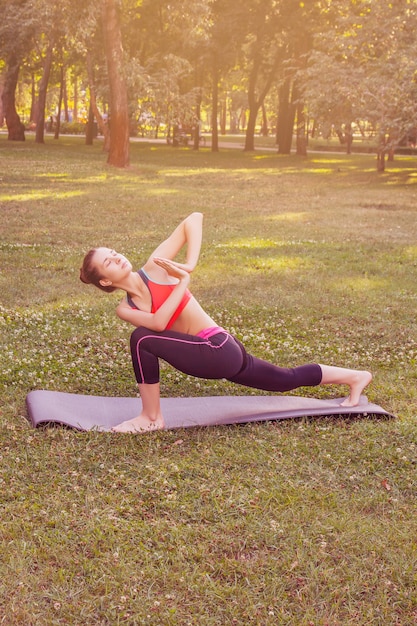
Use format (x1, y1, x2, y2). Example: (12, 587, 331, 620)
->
(130, 327, 322, 392)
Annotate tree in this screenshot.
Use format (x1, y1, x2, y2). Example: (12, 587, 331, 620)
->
(86, 51, 110, 149)
(35, 35, 55, 144)
(121, 0, 211, 146)
(302, 0, 417, 170)
(271, 0, 323, 155)
(2, 53, 26, 140)
(0, 72, 4, 126)
(242, 0, 289, 151)
(102, 0, 130, 167)
(0, 0, 35, 140)
(33, 0, 76, 143)
(205, 0, 249, 151)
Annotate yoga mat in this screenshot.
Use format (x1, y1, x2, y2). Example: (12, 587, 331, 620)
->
(25, 390, 395, 432)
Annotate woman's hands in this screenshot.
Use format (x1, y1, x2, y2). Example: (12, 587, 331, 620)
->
(153, 257, 191, 282)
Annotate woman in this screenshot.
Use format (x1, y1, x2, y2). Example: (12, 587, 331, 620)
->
(80, 212, 372, 432)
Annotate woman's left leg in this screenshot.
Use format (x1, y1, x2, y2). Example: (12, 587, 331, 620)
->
(228, 347, 372, 406)
(228, 352, 322, 392)
(319, 364, 372, 406)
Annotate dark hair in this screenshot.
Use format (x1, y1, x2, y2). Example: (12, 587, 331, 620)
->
(80, 248, 117, 293)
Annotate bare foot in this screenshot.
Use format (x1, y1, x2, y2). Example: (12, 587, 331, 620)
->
(341, 370, 373, 407)
(111, 413, 165, 433)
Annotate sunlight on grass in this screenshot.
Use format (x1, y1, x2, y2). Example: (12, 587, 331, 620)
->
(213, 238, 310, 271)
(216, 237, 277, 249)
(385, 171, 417, 185)
(36, 173, 71, 179)
(333, 276, 389, 292)
(36, 172, 109, 184)
(163, 167, 215, 177)
(147, 187, 180, 196)
(253, 153, 276, 160)
(404, 245, 417, 259)
(245, 256, 308, 272)
(386, 179, 416, 186)
(309, 166, 339, 174)
(269, 212, 309, 222)
(0, 190, 84, 201)
(309, 157, 350, 165)
(163, 166, 240, 176)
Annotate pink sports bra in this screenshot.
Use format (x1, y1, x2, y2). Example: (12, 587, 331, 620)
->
(126, 268, 192, 329)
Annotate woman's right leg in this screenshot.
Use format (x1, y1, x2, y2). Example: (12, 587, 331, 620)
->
(129, 327, 244, 384)
(113, 327, 245, 432)
(112, 382, 164, 433)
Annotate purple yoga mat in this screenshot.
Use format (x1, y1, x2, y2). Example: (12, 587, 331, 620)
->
(25, 390, 395, 432)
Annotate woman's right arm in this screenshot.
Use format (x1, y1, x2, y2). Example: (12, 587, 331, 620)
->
(115, 259, 190, 331)
(145, 212, 203, 273)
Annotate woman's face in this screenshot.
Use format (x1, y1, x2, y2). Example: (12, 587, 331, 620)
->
(93, 247, 133, 286)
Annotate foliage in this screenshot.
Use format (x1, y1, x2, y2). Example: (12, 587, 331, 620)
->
(2, 0, 417, 165)
(59, 121, 86, 134)
(302, 0, 417, 154)
(0, 136, 416, 623)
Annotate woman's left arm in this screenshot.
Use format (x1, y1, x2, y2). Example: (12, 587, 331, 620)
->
(145, 212, 203, 273)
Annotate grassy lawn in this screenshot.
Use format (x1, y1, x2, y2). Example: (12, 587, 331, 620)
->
(0, 135, 416, 625)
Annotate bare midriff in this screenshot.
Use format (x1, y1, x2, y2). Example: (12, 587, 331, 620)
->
(168, 297, 218, 336)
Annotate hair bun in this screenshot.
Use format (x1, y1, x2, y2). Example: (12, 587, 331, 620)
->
(79, 268, 90, 284)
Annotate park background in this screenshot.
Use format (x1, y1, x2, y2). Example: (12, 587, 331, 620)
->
(2, 1, 417, 167)
(1, 1, 417, 624)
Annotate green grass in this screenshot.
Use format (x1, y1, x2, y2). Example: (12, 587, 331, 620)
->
(0, 134, 416, 625)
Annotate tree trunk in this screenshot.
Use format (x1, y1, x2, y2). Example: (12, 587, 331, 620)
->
(244, 56, 261, 151)
(30, 72, 37, 124)
(193, 91, 202, 151)
(376, 133, 386, 171)
(245, 103, 259, 151)
(86, 51, 110, 151)
(2, 55, 25, 141)
(220, 98, 226, 135)
(376, 150, 385, 172)
(63, 78, 69, 122)
(276, 78, 293, 154)
(345, 122, 352, 154)
(296, 101, 307, 156)
(85, 102, 95, 145)
(0, 73, 4, 127)
(387, 134, 395, 162)
(102, 0, 130, 167)
(335, 128, 345, 144)
(260, 103, 268, 136)
(230, 109, 237, 133)
(211, 57, 219, 152)
(73, 75, 78, 122)
(293, 81, 306, 156)
(35, 38, 54, 144)
(245, 44, 281, 151)
(54, 65, 64, 140)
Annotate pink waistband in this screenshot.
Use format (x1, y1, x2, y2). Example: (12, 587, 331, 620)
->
(196, 326, 226, 340)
